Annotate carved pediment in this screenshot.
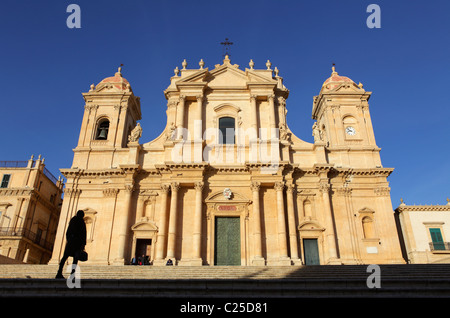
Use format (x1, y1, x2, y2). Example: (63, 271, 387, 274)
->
(174, 64, 276, 89)
(328, 82, 364, 94)
(92, 83, 125, 93)
(298, 220, 325, 231)
(358, 207, 375, 217)
(207, 66, 249, 88)
(132, 220, 158, 232)
(205, 190, 250, 203)
(175, 68, 209, 86)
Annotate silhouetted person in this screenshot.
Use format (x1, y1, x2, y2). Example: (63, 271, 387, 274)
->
(55, 210, 87, 279)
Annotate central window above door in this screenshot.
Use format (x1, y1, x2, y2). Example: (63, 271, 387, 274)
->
(219, 117, 235, 144)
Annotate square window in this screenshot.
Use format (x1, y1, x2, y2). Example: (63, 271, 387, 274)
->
(0, 174, 11, 188)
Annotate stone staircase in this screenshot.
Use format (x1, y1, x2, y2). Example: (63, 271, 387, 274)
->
(1, 264, 450, 298)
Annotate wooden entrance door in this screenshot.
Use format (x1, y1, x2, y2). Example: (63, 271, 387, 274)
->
(214, 217, 241, 265)
(303, 238, 320, 265)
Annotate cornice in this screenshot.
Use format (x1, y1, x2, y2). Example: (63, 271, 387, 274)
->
(396, 204, 450, 213)
(156, 162, 209, 171)
(0, 187, 35, 197)
(332, 167, 394, 177)
(0, 187, 59, 212)
(61, 168, 124, 178)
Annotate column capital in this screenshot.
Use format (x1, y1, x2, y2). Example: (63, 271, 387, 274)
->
(274, 181, 285, 191)
(194, 181, 204, 191)
(250, 94, 257, 101)
(171, 182, 180, 192)
(167, 100, 178, 108)
(250, 181, 261, 192)
(319, 182, 331, 194)
(277, 96, 286, 106)
(124, 184, 135, 193)
(286, 183, 296, 194)
(179, 95, 186, 102)
(160, 184, 171, 193)
(103, 188, 119, 197)
(196, 94, 203, 102)
(267, 94, 275, 101)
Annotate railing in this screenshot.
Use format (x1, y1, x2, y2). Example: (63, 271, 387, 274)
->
(0, 227, 53, 251)
(43, 167, 58, 184)
(0, 160, 58, 185)
(0, 161, 29, 168)
(429, 242, 450, 251)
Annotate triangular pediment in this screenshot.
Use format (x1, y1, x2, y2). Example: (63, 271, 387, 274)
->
(207, 66, 248, 87)
(174, 63, 276, 89)
(175, 68, 209, 85)
(328, 82, 365, 94)
(93, 83, 124, 93)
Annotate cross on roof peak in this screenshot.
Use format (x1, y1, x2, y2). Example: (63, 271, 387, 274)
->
(220, 38, 233, 58)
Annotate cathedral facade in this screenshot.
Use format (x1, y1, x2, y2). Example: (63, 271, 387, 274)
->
(50, 56, 404, 266)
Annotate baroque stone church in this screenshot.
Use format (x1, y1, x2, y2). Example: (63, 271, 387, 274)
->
(49, 55, 404, 266)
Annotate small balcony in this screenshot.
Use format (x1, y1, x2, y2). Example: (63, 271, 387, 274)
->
(0, 227, 54, 251)
(429, 242, 450, 252)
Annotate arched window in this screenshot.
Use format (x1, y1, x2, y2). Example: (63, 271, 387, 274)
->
(342, 115, 357, 125)
(219, 117, 235, 144)
(95, 118, 110, 140)
(362, 216, 374, 239)
(303, 200, 312, 219)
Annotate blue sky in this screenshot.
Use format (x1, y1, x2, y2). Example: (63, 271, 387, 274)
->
(0, 0, 449, 208)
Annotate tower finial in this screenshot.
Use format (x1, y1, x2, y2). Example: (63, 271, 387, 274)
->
(331, 62, 337, 75)
(223, 54, 231, 65)
(249, 59, 254, 70)
(116, 63, 123, 77)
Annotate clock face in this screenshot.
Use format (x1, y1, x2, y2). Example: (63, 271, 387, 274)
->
(345, 126, 356, 136)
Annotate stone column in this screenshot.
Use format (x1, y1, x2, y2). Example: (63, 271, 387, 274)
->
(166, 182, 180, 260)
(249, 95, 259, 163)
(251, 181, 265, 265)
(195, 95, 203, 141)
(116, 183, 134, 264)
(268, 94, 276, 139)
(19, 198, 31, 227)
(176, 95, 186, 139)
(192, 181, 204, 264)
(250, 95, 258, 136)
(11, 198, 24, 229)
(320, 181, 339, 262)
(275, 182, 289, 263)
(49, 188, 82, 265)
(155, 184, 170, 262)
(286, 184, 300, 263)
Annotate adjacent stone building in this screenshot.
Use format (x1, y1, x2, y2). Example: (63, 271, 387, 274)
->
(395, 199, 450, 263)
(0, 156, 64, 264)
(50, 56, 405, 266)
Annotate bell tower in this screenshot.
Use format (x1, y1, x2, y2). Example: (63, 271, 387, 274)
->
(312, 66, 382, 168)
(72, 66, 142, 169)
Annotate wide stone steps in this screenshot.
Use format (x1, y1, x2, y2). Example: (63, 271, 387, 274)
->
(1, 264, 450, 298)
(1, 263, 450, 279)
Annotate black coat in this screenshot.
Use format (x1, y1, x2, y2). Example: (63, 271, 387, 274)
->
(64, 215, 87, 257)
